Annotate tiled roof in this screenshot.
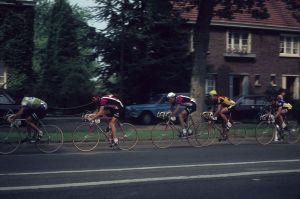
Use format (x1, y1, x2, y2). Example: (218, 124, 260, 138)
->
(181, 0, 300, 31)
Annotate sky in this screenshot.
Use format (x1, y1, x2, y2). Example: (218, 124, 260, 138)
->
(68, 0, 106, 30)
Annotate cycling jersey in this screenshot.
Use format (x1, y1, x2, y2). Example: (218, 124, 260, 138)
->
(171, 95, 197, 114)
(21, 97, 47, 110)
(21, 97, 47, 119)
(272, 94, 289, 110)
(99, 95, 124, 110)
(217, 96, 235, 107)
(174, 95, 196, 107)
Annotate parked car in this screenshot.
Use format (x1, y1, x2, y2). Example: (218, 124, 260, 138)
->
(0, 92, 20, 121)
(231, 95, 271, 121)
(125, 93, 190, 125)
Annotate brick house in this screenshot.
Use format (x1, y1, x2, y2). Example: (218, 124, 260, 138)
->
(183, 1, 300, 100)
(0, 0, 35, 89)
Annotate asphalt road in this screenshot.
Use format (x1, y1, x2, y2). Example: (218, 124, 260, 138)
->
(0, 143, 300, 199)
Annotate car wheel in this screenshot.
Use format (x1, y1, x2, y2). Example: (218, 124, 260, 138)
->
(140, 112, 153, 125)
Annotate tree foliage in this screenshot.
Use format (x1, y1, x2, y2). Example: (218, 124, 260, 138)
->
(34, 0, 98, 107)
(0, 4, 35, 94)
(94, 0, 192, 103)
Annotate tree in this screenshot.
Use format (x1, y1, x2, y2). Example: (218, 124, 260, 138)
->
(0, 3, 35, 94)
(94, 0, 192, 103)
(36, 0, 97, 107)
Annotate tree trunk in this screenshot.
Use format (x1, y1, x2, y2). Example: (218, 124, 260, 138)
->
(190, 0, 214, 116)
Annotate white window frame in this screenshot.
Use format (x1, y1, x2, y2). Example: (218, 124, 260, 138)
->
(226, 31, 251, 53)
(280, 34, 300, 57)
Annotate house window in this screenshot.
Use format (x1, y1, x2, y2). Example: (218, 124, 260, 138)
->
(280, 35, 300, 57)
(227, 32, 251, 53)
(270, 74, 277, 87)
(254, 74, 261, 87)
(205, 76, 216, 94)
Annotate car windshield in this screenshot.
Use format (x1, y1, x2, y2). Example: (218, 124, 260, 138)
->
(148, 94, 166, 104)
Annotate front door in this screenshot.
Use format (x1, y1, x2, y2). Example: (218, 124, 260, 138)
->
(229, 75, 249, 98)
(282, 75, 300, 100)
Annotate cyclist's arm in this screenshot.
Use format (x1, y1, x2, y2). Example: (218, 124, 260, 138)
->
(171, 104, 180, 116)
(213, 104, 222, 117)
(90, 106, 104, 120)
(208, 106, 214, 113)
(11, 107, 25, 121)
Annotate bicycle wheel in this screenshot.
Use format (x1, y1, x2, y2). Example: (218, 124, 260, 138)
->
(186, 118, 201, 147)
(151, 122, 174, 149)
(198, 122, 217, 146)
(0, 125, 20, 155)
(36, 125, 64, 153)
(73, 123, 100, 152)
(227, 122, 247, 145)
(116, 123, 138, 150)
(284, 121, 300, 144)
(255, 121, 275, 145)
(188, 121, 209, 147)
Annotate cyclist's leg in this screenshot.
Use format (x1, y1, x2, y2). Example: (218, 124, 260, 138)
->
(275, 107, 284, 128)
(219, 107, 229, 122)
(108, 108, 120, 144)
(28, 108, 47, 137)
(21, 109, 34, 138)
(179, 110, 188, 129)
(220, 106, 231, 126)
(220, 107, 232, 139)
(109, 117, 117, 142)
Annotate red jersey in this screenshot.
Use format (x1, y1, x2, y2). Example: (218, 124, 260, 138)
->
(99, 95, 124, 110)
(174, 95, 196, 107)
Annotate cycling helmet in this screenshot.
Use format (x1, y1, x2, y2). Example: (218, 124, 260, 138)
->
(209, 90, 217, 96)
(167, 92, 176, 98)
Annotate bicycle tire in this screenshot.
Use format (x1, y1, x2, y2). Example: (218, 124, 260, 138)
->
(189, 121, 209, 147)
(227, 122, 247, 145)
(255, 121, 275, 145)
(73, 123, 100, 152)
(36, 125, 64, 153)
(186, 117, 203, 147)
(199, 122, 217, 146)
(116, 123, 138, 150)
(0, 125, 21, 155)
(151, 122, 174, 149)
(284, 121, 300, 144)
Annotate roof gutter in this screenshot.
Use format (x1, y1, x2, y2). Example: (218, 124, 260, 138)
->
(186, 20, 300, 33)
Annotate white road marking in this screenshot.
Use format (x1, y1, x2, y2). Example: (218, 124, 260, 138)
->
(0, 159, 300, 176)
(0, 169, 300, 191)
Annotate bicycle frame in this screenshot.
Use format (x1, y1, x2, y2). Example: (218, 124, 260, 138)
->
(74, 114, 138, 151)
(200, 111, 246, 145)
(0, 113, 64, 154)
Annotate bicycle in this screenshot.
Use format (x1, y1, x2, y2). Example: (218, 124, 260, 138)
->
(72, 114, 138, 151)
(150, 111, 203, 149)
(255, 110, 300, 145)
(196, 112, 247, 146)
(0, 112, 64, 154)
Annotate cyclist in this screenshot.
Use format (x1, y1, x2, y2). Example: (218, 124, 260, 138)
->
(207, 90, 236, 129)
(9, 96, 47, 140)
(273, 88, 292, 130)
(89, 94, 124, 146)
(166, 92, 197, 137)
